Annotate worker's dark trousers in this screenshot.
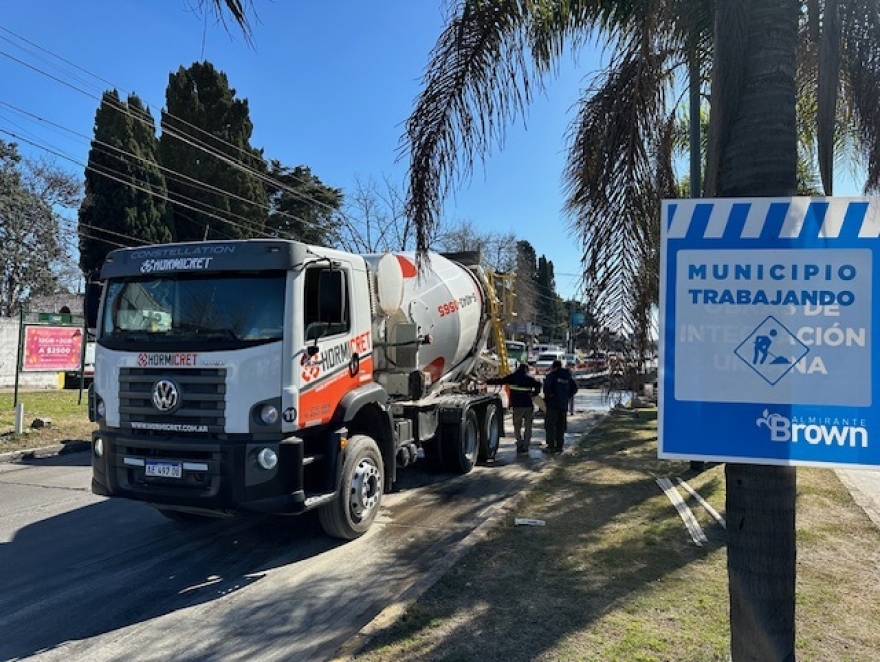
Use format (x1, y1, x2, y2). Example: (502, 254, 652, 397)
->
(544, 408, 567, 450)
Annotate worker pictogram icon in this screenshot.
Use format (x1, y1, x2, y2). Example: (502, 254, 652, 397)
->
(734, 315, 809, 385)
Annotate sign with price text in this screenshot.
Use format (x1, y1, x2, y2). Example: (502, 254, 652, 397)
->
(22, 326, 83, 372)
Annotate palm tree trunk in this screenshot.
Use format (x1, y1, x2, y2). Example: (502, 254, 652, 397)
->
(726, 464, 797, 661)
(707, 1, 800, 660)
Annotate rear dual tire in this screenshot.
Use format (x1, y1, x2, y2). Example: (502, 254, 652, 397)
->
(442, 409, 479, 474)
(478, 403, 500, 461)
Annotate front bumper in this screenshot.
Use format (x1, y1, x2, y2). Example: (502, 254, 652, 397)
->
(91, 430, 316, 515)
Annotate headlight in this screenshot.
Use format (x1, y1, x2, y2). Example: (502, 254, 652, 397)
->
(259, 404, 278, 425)
(256, 448, 278, 470)
(97, 399, 106, 419)
(94, 437, 104, 458)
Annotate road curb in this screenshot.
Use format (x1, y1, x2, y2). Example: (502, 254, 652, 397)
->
(330, 410, 605, 661)
(0, 440, 90, 464)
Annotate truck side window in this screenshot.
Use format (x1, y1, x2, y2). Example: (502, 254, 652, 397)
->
(304, 267, 350, 340)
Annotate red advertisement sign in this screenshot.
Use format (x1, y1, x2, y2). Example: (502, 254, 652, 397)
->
(22, 326, 84, 372)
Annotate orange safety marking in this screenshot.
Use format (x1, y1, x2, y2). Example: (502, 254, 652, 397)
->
(425, 356, 445, 384)
(395, 254, 418, 278)
(298, 355, 375, 428)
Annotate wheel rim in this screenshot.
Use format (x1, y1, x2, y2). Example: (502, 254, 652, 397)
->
(350, 458, 382, 520)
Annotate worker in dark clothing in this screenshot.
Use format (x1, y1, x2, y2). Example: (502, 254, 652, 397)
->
(542, 359, 579, 452)
(486, 363, 542, 453)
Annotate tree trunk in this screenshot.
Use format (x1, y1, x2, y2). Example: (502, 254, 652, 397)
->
(726, 464, 797, 661)
(708, 1, 800, 660)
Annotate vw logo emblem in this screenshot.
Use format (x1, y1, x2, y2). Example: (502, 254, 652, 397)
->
(152, 379, 180, 412)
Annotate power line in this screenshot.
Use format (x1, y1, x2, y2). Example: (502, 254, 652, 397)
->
(0, 24, 342, 215)
(0, 101, 338, 240)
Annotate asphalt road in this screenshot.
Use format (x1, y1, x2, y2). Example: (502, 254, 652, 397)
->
(0, 394, 608, 662)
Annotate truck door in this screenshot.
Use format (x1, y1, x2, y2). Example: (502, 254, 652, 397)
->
(297, 263, 370, 429)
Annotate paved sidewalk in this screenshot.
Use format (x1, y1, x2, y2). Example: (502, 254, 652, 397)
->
(835, 468, 880, 529)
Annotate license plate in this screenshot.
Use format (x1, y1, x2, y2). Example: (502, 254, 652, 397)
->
(145, 460, 182, 479)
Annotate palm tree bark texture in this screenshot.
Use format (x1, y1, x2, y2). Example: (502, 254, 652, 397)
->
(706, 2, 799, 660)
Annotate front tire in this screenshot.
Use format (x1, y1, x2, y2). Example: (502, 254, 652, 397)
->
(319, 434, 384, 540)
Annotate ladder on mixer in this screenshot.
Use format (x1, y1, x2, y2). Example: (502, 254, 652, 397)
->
(484, 268, 509, 375)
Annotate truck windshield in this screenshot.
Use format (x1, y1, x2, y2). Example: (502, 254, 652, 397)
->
(100, 272, 285, 348)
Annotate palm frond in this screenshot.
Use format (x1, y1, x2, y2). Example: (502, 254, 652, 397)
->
(562, 35, 670, 333)
(402, 1, 545, 260)
(839, 1, 880, 192)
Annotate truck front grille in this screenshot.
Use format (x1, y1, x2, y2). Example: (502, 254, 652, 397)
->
(119, 367, 227, 433)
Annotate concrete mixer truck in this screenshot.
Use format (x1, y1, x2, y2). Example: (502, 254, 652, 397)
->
(87, 239, 506, 539)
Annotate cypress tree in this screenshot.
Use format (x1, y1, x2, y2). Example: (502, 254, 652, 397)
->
(78, 91, 171, 277)
(159, 62, 268, 241)
(265, 161, 343, 246)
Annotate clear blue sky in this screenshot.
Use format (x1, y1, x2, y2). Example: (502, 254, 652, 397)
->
(0, 2, 866, 301)
(0, 1, 594, 299)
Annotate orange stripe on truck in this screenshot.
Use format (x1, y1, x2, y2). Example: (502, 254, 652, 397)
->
(298, 355, 374, 428)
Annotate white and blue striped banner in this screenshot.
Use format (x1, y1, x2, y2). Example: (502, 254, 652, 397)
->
(665, 197, 880, 240)
(659, 197, 880, 469)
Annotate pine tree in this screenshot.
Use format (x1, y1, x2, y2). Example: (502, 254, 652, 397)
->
(536, 256, 564, 343)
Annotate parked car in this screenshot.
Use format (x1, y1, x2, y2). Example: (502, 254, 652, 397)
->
(534, 350, 565, 376)
(529, 344, 562, 365)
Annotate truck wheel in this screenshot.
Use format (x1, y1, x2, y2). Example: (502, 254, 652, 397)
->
(478, 403, 500, 462)
(444, 409, 479, 474)
(319, 434, 384, 540)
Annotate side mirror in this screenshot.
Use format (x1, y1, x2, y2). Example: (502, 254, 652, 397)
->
(84, 281, 102, 331)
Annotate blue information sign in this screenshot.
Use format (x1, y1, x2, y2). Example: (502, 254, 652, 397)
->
(659, 197, 880, 469)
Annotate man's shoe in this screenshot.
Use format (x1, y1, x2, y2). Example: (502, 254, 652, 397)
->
(541, 446, 554, 452)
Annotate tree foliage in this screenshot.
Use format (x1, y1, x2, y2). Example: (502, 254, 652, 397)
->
(78, 91, 172, 277)
(513, 240, 538, 330)
(265, 161, 343, 246)
(159, 61, 268, 242)
(1, 140, 79, 316)
(80, 63, 342, 266)
(535, 255, 565, 342)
